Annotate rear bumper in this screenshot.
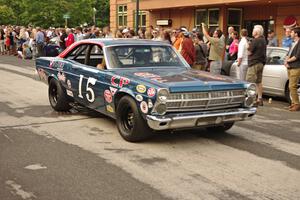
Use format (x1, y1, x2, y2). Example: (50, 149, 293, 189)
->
(146, 107, 256, 130)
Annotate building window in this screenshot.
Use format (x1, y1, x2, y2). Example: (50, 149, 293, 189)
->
(134, 11, 147, 28)
(117, 5, 127, 27)
(227, 8, 242, 33)
(195, 8, 220, 32)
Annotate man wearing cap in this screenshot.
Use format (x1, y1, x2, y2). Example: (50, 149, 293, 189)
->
(285, 27, 300, 111)
(201, 23, 225, 74)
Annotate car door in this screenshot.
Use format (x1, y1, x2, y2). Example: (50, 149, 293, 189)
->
(76, 44, 107, 111)
(63, 43, 90, 104)
(263, 48, 288, 96)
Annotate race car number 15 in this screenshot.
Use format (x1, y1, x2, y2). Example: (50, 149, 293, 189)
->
(78, 75, 97, 103)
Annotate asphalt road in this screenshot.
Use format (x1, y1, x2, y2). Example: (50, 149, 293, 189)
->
(0, 55, 300, 200)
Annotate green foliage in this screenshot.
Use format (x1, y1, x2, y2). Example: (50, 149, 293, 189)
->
(0, 0, 110, 28)
(0, 5, 16, 24)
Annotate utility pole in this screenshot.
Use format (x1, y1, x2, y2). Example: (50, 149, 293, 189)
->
(135, 0, 140, 34)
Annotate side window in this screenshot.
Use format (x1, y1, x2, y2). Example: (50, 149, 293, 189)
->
(267, 49, 287, 65)
(87, 45, 105, 69)
(66, 45, 88, 64)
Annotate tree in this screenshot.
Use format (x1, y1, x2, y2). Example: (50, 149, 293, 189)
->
(0, 0, 110, 28)
(0, 5, 16, 24)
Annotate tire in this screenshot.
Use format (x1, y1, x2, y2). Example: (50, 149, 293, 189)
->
(48, 78, 72, 112)
(206, 122, 234, 133)
(116, 96, 153, 142)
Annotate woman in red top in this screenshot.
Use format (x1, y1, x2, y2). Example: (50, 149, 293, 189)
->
(65, 28, 75, 47)
(228, 31, 239, 60)
(5, 31, 11, 55)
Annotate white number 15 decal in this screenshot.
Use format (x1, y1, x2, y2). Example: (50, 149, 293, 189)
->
(78, 75, 97, 103)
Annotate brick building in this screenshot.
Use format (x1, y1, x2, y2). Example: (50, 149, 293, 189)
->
(110, 0, 300, 44)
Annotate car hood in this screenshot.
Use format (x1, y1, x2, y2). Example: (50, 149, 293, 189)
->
(112, 67, 247, 92)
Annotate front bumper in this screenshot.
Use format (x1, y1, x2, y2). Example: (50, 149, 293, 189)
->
(146, 107, 257, 131)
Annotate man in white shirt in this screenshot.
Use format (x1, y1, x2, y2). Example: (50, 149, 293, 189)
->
(75, 27, 84, 42)
(237, 29, 249, 80)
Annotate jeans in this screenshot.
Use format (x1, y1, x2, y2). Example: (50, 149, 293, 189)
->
(288, 68, 300, 104)
(210, 61, 222, 75)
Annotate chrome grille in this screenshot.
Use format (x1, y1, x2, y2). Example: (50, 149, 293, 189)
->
(166, 90, 245, 112)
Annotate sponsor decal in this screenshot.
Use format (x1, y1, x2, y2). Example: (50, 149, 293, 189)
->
(136, 94, 143, 102)
(147, 88, 156, 97)
(140, 101, 149, 114)
(58, 62, 64, 70)
(104, 90, 112, 103)
(134, 72, 160, 79)
(136, 85, 146, 93)
(106, 105, 114, 113)
(109, 87, 118, 96)
(111, 76, 130, 88)
(49, 60, 54, 68)
(119, 77, 130, 88)
(57, 72, 66, 82)
(37, 68, 47, 81)
(67, 80, 72, 89)
(111, 76, 120, 87)
(66, 89, 73, 97)
(148, 99, 153, 108)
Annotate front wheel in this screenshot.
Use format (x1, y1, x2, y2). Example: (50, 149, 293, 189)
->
(206, 122, 234, 133)
(48, 78, 72, 112)
(116, 96, 153, 142)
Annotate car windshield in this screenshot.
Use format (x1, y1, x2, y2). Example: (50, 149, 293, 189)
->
(105, 45, 187, 68)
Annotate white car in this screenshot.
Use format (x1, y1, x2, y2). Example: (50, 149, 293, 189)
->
(227, 47, 300, 103)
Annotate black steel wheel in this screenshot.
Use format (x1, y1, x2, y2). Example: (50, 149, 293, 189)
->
(116, 96, 152, 142)
(48, 78, 71, 112)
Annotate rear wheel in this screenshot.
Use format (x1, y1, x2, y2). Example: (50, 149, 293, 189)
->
(116, 96, 153, 142)
(206, 122, 234, 133)
(48, 78, 72, 112)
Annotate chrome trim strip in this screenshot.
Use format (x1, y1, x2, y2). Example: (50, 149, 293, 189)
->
(146, 107, 257, 131)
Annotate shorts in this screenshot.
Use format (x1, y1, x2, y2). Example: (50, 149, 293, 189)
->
(246, 63, 264, 84)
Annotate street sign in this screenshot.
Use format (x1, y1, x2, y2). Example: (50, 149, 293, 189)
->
(63, 14, 70, 19)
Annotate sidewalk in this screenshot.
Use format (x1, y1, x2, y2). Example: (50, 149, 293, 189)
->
(0, 55, 35, 68)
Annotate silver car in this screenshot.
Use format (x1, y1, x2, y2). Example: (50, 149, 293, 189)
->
(227, 47, 300, 103)
(263, 47, 300, 102)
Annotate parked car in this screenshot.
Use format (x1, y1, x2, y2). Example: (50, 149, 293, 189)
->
(36, 39, 257, 142)
(224, 47, 300, 103)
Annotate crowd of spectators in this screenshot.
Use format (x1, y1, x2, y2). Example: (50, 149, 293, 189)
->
(0, 24, 299, 111)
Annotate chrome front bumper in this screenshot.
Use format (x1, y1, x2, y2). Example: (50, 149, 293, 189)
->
(146, 107, 257, 131)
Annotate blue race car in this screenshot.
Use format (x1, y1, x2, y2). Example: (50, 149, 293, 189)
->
(36, 39, 257, 142)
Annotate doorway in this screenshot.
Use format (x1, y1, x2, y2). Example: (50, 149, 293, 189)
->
(244, 20, 270, 38)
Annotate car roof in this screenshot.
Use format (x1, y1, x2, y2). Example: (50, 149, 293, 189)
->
(84, 38, 170, 47)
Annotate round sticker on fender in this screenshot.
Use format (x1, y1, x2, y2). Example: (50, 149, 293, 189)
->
(136, 85, 146, 93)
(147, 88, 156, 97)
(104, 90, 112, 103)
(140, 101, 148, 114)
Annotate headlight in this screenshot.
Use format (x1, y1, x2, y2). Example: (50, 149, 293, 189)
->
(154, 103, 167, 115)
(157, 88, 169, 103)
(246, 84, 257, 97)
